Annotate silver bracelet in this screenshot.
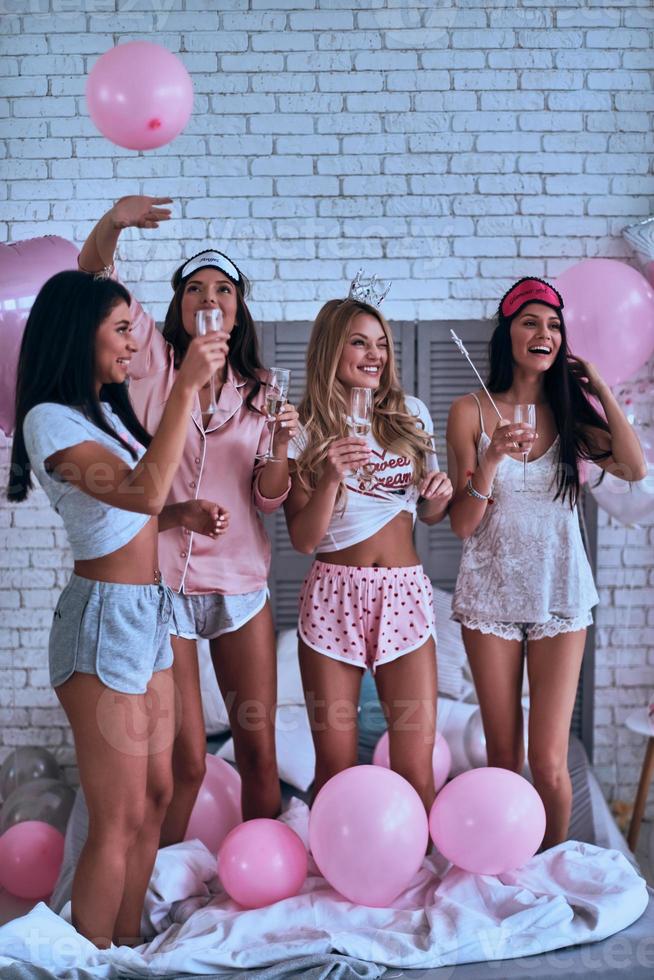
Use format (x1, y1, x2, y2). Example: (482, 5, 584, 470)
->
(465, 476, 492, 501)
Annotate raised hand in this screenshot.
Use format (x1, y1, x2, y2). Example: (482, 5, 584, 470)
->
(569, 356, 607, 397)
(110, 195, 173, 230)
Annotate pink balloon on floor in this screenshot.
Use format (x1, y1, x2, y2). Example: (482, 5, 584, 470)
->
(372, 729, 451, 792)
(309, 765, 428, 907)
(86, 42, 193, 150)
(0, 237, 79, 436)
(0, 820, 65, 899)
(555, 259, 654, 388)
(218, 819, 308, 909)
(429, 767, 546, 875)
(184, 755, 242, 855)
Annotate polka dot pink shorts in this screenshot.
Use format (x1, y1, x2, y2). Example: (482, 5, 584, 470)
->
(298, 560, 436, 672)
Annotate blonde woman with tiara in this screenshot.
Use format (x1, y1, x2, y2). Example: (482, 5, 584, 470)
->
(285, 275, 453, 809)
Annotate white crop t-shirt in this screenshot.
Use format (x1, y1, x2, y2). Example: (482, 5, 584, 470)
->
(23, 402, 150, 561)
(288, 395, 439, 553)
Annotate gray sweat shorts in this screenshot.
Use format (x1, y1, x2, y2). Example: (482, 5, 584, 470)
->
(49, 573, 175, 694)
(172, 588, 268, 641)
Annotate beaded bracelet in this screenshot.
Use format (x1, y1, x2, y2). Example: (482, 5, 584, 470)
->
(465, 472, 493, 504)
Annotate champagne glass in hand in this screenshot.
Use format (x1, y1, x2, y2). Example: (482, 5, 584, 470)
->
(513, 403, 536, 490)
(195, 308, 224, 414)
(256, 367, 291, 462)
(348, 386, 374, 485)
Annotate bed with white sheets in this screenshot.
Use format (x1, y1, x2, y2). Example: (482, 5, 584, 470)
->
(2, 641, 652, 980)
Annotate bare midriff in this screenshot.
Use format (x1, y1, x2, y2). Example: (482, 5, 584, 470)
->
(73, 518, 162, 585)
(316, 511, 418, 568)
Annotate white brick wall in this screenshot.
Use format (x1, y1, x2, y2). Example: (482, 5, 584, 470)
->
(1, 0, 653, 814)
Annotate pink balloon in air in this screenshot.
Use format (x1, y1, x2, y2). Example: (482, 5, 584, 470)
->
(555, 259, 654, 389)
(0, 820, 65, 899)
(0, 236, 79, 436)
(86, 42, 193, 151)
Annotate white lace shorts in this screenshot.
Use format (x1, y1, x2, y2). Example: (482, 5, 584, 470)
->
(453, 610, 593, 642)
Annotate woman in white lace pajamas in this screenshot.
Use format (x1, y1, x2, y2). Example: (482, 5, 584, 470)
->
(446, 277, 646, 848)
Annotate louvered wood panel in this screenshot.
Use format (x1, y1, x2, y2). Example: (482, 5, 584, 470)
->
(415, 320, 491, 591)
(262, 319, 414, 628)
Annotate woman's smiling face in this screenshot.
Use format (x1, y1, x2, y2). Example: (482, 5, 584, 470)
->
(94, 301, 137, 387)
(180, 267, 238, 337)
(335, 312, 389, 391)
(509, 303, 562, 373)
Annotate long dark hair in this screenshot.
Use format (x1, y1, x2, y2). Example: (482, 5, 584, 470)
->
(488, 280, 610, 507)
(163, 253, 264, 411)
(8, 270, 152, 503)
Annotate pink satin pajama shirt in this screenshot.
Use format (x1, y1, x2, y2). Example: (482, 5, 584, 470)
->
(125, 291, 289, 596)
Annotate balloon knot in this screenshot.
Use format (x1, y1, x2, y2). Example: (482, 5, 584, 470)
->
(147, 118, 162, 130)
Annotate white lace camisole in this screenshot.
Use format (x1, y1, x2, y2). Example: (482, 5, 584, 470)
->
(452, 394, 599, 624)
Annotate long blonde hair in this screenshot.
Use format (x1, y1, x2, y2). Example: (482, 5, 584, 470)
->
(295, 298, 435, 504)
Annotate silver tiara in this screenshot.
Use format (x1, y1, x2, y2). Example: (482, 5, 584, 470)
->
(623, 217, 654, 261)
(348, 269, 391, 308)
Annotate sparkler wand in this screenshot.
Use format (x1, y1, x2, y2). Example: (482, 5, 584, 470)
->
(450, 329, 503, 421)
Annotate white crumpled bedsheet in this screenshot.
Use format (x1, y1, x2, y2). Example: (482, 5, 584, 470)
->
(0, 798, 648, 978)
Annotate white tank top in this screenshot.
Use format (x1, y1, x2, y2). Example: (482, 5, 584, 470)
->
(288, 396, 438, 553)
(452, 394, 599, 623)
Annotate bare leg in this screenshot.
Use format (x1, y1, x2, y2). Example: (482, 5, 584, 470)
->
(462, 626, 525, 771)
(114, 668, 175, 943)
(160, 636, 206, 846)
(374, 638, 437, 812)
(56, 669, 174, 946)
(526, 629, 586, 849)
(298, 639, 363, 799)
(210, 602, 281, 820)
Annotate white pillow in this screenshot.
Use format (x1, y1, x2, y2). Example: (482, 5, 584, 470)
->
(276, 628, 306, 706)
(218, 704, 315, 793)
(432, 586, 475, 702)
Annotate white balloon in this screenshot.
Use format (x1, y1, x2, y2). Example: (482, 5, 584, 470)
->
(588, 464, 654, 526)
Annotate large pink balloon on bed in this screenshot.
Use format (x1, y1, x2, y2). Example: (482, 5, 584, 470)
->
(0, 237, 79, 436)
(556, 259, 654, 388)
(429, 768, 545, 875)
(86, 42, 193, 151)
(309, 766, 428, 907)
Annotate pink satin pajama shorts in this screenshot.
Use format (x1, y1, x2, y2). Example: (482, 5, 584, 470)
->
(298, 560, 436, 672)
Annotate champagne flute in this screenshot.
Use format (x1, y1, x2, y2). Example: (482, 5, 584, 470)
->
(348, 386, 373, 485)
(513, 403, 536, 490)
(256, 367, 291, 462)
(195, 308, 224, 415)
